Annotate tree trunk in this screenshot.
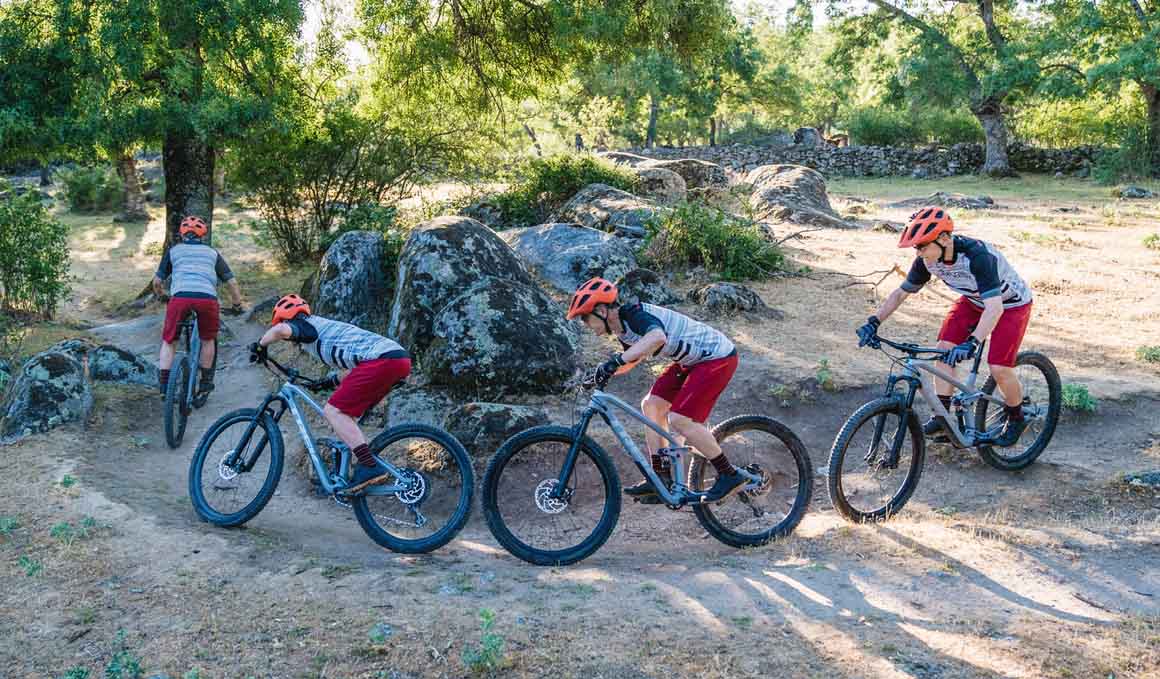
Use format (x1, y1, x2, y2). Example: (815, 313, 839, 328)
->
(213, 148, 227, 195)
(973, 99, 1016, 177)
(162, 129, 215, 248)
(522, 123, 542, 157)
(1143, 82, 1160, 178)
(115, 152, 150, 222)
(645, 94, 659, 149)
(709, 117, 717, 147)
(39, 163, 52, 187)
(574, 133, 584, 152)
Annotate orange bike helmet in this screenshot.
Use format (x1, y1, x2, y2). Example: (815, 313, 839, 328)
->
(179, 215, 208, 239)
(898, 207, 954, 248)
(566, 278, 618, 320)
(271, 294, 311, 325)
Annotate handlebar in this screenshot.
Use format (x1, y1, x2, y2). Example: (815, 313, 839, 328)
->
(257, 351, 333, 393)
(868, 334, 949, 359)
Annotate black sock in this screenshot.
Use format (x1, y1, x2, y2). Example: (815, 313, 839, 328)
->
(353, 443, 374, 467)
(938, 395, 953, 414)
(159, 369, 170, 392)
(1004, 403, 1024, 421)
(710, 454, 736, 477)
(200, 367, 214, 385)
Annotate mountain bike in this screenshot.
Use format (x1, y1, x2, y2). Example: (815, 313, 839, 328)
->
(164, 311, 215, 449)
(482, 365, 813, 566)
(827, 333, 1061, 523)
(187, 352, 474, 554)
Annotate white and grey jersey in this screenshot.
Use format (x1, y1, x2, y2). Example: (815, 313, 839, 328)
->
(902, 235, 1032, 309)
(286, 315, 407, 370)
(617, 303, 735, 367)
(155, 240, 234, 299)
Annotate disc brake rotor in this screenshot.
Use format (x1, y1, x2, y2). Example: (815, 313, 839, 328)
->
(534, 479, 569, 514)
(217, 450, 240, 481)
(395, 469, 428, 506)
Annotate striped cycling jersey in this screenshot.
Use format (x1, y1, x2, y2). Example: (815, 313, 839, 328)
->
(902, 235, 1032, 309)
(617, 303, 735, 367)
(286, 315, 408, 370)
(155, 239, 234, 299)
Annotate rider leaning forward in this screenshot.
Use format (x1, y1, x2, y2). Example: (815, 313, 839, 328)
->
(857, 207, 1034, 447)
(566, 278, 748, 502)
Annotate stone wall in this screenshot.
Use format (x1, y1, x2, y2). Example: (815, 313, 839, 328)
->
(619, 142, 1101, 179)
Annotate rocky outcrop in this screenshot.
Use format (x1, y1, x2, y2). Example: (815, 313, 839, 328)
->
(793, 127, 826, 148)
(688, 283, 775, 315)
(442, 402, 550, 459)
(1, 351, 92, 444)
(48, 339, 158, 387)
(887, 192, 996, 210)
(746, 165, 857, 229)
(502, 223, 637, 294)
(385, 385, 456, 429)
(1117, 186, 1156, 199)
(643, 159, 728, 191)
(616, 269, 680, 305)
(553, 184, 659, 239)
(307, 231, 390, 330)
(634, 167, 687, 205)
(389, 216, 531, 356)
(424, 278, 579, 398)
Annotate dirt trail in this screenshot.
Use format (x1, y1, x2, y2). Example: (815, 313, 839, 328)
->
(1, 311, 1154, 677)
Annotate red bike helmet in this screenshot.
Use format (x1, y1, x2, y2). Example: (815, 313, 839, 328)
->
(898, 207, 953, 248)
(271, 294, 311, 325)
(566, 278, 618, 320)
(179, 215, 208, 239)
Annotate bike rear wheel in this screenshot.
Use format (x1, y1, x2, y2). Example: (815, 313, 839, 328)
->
(974, 351, 1062, 471)
(482, 426, 621, 566)
(351, 424, 474, 554)
(188, 408, 284, 527)
(690, 415, 813, 548)
(828, 397, 924, 523)
(164, 358, 191, 449)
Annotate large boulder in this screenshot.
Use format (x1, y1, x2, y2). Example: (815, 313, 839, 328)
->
(425, 278, 579, 398)
(502, 223, 637, 294)
(47, 340, 158, 388)
(644, 159, 728, 191)
(887, 192, 996, 210)
(553, 184, 659, 240)
(385, 385, 455, 429)
(793, 127, 826, 147)
(746, 164, 857, 229)
(688, 282, 775, 315)
(1, 351, 93, 444)
(306, 231, 389, 330)
(389, 216, 531, 356)
(634, 167, 687, 205)
(616, 269, 680, 305)
(597, 151, 655, 167)
(442, 402, 550, 459)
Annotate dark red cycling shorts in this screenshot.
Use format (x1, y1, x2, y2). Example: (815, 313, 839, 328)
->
(328, 358, 411, 418)
(649, 352, 739, 423)
(162, 297, 220, 343)
(938, 297, 1032, 368)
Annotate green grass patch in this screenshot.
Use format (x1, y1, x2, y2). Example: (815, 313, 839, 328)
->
(461, 608, 506, 674)
(0, 516, 18, 535)
(1144, 233, 1160, 251)
(1062, 383, 1098, 412)
(642, 201, 786, 281)
(19, 555, 42, 576)
(828, 173, 1160, 203)
(59, 474, 76, 488)
(1136, 346, 1160, 363)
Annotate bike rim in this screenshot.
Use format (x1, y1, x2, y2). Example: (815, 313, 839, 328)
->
(196, 417, 274, 517)
(359, 433, 469, 543)
(492, 439, 611, 557)
(837, 409, 917, 518)
(695, 426, 804, 538)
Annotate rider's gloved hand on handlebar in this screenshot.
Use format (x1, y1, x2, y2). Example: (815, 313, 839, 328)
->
(856, 316, 880, 348)
(943, 336, 980, 366)
(248, 342, 267, 364)
(224, 303, 245, 317)
(595, 353, 625, 383)
(320, 372, 341, 390)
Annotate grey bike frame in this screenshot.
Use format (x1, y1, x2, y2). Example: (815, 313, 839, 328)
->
(555, 389, 759, 506)
(274, 382, 408, 497)
(181, 315, 201, 404)
(900, 357, 1008, 447)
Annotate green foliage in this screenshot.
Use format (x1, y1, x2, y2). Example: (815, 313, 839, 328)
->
(461, 608, 505, 674)
(845, 108, 982, 146)
(60, 474, 76, 488)
(59, 166, 123, 213)
(1136, 346, 1160, 363)
(642, 202, 786, 281)
(1094, 127, 1154, 185)
(0, 516, 17, 534)
(59, 667, 90, 679)
(815, 358, 836, 392)
(1144, 234, 1160, 251)
(1061, 384, 1097, 413)
(0, 187, 71, 318)
(104, 630, 142, 679)
(19, 555, 41, 577)
(490, 154, 639, 228)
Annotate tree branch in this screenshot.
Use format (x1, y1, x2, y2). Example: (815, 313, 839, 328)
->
(865, 0, 981, 92)
(977, 0, 1008, 54)
(1126, 0, 1149, 26)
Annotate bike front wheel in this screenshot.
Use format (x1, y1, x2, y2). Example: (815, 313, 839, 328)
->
(689, 415, 813, 548)
(828, 397, 925, 523)
(164, 358, 191, 449)
(351, 424, 474, 554)
(188, 407, 284, 527)
(974, 351, 1062, 471)
(482, 426, 621, 566)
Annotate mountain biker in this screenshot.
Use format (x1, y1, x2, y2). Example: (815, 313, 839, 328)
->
(566, 278, 746, 503)
(250, 294, 411, 494)
(856, 207, 1034, 448)
(153, 215, 245, 400)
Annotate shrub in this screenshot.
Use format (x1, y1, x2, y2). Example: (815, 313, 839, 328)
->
(59, 165, 123, 212)
(1061, 383, 1097, 413)
(642, 201, 786, 281)
(0, 186, 71, 317)
(490, 154, 640, 229)
(461, 608, 505, 674)
(1144, 233, 1159, 251)
(1136, 346, 1160, 363)
(921, 109, 984, 144)
(845, 108, 922, 147)
(1093, 126, 1152, 185)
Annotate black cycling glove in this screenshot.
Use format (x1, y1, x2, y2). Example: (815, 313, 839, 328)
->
(856, 316, 880, 348)
(943, 336, 980, 366)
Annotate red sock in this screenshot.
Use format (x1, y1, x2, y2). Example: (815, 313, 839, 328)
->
(353, 443, 374, 467)
(710, 454, 735, 476)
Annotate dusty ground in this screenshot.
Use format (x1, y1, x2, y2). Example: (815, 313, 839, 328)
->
(1, 174, 1158, 678)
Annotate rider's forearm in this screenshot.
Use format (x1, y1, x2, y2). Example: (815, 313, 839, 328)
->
(258, 326, 284, 347)
(226, 279, 244, 306)
(873, 287, 910, 323)
(970, 298, 1004, 341)
(621, 329, 666, 363)
(152, 276, 165, 298)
